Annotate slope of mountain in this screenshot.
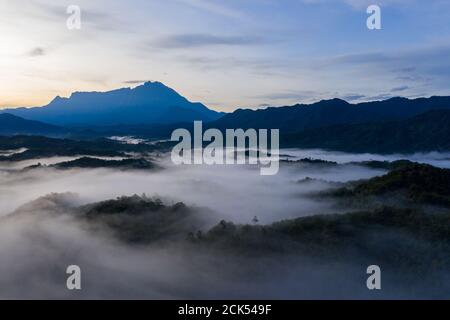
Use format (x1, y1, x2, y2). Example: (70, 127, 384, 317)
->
(0, 113, 67, 136)
(4, 82, 222, 126)
(213, 96, 450, 133)
(282, 109, 450, 153)
(349, 163, 450, 206)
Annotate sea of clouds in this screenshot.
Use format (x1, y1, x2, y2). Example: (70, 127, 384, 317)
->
(0, 148, 449, 298)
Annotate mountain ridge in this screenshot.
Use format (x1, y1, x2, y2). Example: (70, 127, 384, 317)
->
(0, 113, 67, 136)
(212, 96, 450, 133)
(3, 81, 222, 126)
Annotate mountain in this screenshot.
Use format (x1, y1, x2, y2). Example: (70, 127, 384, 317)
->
(212, 96, 450, 133)
(0, 113, 67, 136)
(282, 109, 450, 153)
(3, 82, 222, 126)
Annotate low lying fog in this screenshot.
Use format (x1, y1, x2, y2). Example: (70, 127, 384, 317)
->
(0, 148, 449, 299)
(1, 148, 448, 222)
(0, 151, 388, 223)
(283, 148, 450, 168)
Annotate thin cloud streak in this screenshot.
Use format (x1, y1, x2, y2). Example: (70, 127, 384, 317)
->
(152, 34, 269, 49)
(176, 0, 245, 19)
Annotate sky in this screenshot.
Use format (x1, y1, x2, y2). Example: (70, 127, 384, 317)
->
(0, 0, 449, 112)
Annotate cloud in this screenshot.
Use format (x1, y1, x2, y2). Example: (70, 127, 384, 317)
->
(343, 0, 414, 9)
(174, 55, 288, 78)
(28, 1, 126, 32)
(303, 0, 420, 10)
(255, 90, 324, 102)
(152, 33, 267, 49)
(123, 80, 149, 85)
(1, 149, 450, 298)
(256, 104, 272, 109)
(341, 46, 449, 67)
(341, 94, 366, 101)
(28, 47, 46, 57)
(391, 86, 409, 92)
(365, 93, 394, 101)
(329, 46, 450, 69)
(176, 0, 244, 19)
(393, 67, 416, 73)
(322, 45, 450, 94)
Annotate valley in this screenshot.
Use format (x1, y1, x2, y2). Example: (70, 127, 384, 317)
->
(1, 134, 450, 298)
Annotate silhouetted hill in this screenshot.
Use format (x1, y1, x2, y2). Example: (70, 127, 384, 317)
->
(352, 163, 450, 206)
(282, 109, 450, 153)
(0, 113, 67, 136)
(52, 157, 156, 170)
(213, 96, 450, 133)
(325, 163, 450, 209)
(78, 195, 206, 243)
(4, 82, 222, 126)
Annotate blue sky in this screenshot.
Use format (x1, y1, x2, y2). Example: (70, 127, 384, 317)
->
(1, 0, 449, 111)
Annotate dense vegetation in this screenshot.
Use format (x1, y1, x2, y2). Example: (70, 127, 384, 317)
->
(201, 207, 450, 268)
(329, 163, 450, 207)
(282, 110, 450, 153)
(26, 193, 450, 286)
(78, 195, 205, 243)
(0, 135, 170, 161)
(52, 157, 156, 170)
(8, 159, 450, 298)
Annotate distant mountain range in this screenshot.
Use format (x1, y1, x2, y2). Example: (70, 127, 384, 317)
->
(0, 113, 67, 137)
(1, 83, 450, 153)
(3, 82, 222, 126)
(212, 96, 450, 133)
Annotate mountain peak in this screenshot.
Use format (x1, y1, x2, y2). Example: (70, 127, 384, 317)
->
(385, 97, 409, 103)
(2, 82, 222, 126)
(134, 81, 177, 95)
(314, 98, 350, 107)
(50, 95, 67, 104)
(142, 81, 166, 87)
